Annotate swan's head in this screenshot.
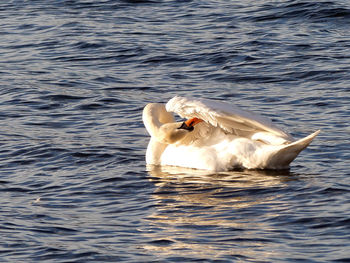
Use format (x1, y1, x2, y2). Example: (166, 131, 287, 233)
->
(158, 117, 203, 144)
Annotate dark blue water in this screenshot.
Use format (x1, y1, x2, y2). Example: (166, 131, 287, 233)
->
(0, 0, 349, 262)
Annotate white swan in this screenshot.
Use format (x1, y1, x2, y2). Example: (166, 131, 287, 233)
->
(143, 96, 320, 171)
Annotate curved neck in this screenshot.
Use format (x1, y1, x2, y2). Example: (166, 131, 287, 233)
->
(143, 103, 175, 137)
(143, 103, 177, 165)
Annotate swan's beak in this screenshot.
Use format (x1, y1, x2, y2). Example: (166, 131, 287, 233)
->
(185, 117, 203, 127)
(178, 117, 203, 131)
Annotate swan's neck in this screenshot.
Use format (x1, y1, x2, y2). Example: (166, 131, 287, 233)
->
(143, 103, 178, 165)
(142, 103, 175, 137)
(146, 138, 167, 165)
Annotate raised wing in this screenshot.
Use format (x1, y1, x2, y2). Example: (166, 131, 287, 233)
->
(166, 96, 292, 140)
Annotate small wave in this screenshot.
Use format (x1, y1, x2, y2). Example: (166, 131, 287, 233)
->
(254, 1, 350, 23)
(40, 94, 89, 101)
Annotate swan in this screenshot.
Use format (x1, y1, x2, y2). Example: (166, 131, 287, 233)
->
(143, 96, 320, 171)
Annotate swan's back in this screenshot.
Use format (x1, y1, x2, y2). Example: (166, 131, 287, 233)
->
(166, 96, 292, 141)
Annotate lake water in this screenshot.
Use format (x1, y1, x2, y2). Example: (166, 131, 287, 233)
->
(0, 0, 349, 262)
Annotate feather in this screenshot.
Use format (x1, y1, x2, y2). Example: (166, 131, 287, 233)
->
(166, 96, 293, 141)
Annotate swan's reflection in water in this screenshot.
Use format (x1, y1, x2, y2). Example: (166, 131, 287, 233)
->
(142, 165, 298, 261)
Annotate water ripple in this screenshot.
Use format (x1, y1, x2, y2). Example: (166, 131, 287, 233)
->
(0, 0, 349, 262)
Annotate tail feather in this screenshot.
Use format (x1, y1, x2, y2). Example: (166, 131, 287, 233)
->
(266, 130, 320, 169)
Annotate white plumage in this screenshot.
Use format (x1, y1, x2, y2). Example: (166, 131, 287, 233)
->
(143, 96, 320, 171)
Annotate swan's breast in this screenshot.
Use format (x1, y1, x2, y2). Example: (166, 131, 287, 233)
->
(161, 144, 219, 171)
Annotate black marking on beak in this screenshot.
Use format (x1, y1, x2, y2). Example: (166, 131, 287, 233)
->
(178, 122, 194, 131)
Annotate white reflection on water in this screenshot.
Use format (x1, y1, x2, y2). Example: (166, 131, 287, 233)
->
(142, 165, 299, 260)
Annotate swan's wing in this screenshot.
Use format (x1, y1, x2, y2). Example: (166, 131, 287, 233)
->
(166, 96, 292, 140)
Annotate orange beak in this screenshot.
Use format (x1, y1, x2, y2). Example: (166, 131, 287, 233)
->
(184, 117, 203, 127)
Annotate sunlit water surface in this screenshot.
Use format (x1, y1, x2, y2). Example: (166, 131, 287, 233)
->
(0, 0, 349, 262)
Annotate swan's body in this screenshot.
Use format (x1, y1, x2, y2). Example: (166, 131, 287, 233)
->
(143, 96, 320, 171)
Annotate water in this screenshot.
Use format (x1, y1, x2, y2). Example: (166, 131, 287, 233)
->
(0, 0, 349, 262)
